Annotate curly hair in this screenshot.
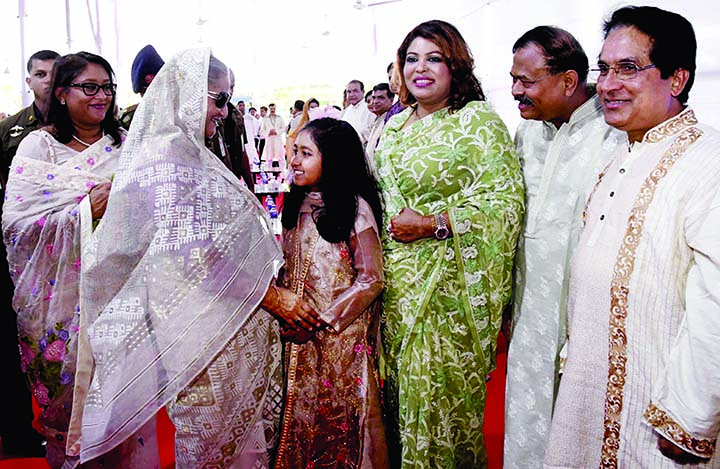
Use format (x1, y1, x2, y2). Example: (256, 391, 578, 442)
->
(282, 118, 383, 243)
(397, 19, 485, 112)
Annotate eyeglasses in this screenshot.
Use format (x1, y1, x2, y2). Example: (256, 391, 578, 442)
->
(208, 90, 231, 108)
(510, 73, 554, 89)
(590, 62, 657, 81)
(68, 82, 117, 96)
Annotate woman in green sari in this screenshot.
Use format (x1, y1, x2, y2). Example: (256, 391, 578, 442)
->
(376, 20, 525, 468)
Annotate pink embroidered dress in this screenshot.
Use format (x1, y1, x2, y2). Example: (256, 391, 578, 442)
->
(273, 192, 389, 469)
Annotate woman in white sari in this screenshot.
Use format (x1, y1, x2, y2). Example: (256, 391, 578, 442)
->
(0, 51, 158, 468)
(75, 48, 299, 468)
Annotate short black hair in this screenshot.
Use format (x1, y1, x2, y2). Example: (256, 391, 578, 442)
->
(602, 5, 696, 104)
(372, 82, 394, 100)
(348, 79, 364, 92)
(27, 50, 60, 73)
(293, 99, 304, 112)
(513, 26, 589, 84)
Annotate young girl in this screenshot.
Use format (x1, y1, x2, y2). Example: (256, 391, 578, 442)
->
(270, 117, 389, 468)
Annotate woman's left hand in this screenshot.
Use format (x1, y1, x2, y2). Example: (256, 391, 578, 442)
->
(89, 182, 112, 220)
(387, 207, 432, 243)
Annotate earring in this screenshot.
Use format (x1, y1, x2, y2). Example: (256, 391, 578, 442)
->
(60, 99, 66, 105)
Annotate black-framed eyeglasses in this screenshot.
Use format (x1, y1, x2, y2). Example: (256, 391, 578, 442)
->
(208, 90, 230, 108)
(590, 62, 657, 81)
(68, 82, 117, 96)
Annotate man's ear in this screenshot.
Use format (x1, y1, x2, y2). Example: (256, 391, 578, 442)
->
(563, 70, 579, 97)
(670, 69, 690, 98)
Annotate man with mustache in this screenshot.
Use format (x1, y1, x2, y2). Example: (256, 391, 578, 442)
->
(504, 26, 624, 469)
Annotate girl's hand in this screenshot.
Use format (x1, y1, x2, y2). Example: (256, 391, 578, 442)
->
(387, 207, 433, 243)
(261, 285, 323, 332)
(280, 326, 317, 344)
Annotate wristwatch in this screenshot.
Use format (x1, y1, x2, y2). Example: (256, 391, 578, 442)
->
(433, 213, 450, 240)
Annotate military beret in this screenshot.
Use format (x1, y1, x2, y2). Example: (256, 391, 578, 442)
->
(131, 45, 164, 94)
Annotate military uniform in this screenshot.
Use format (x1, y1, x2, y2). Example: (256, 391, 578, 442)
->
(119, 103, 138, 131)
(0, 102, 47, 456)
(0, 103, 45, 185)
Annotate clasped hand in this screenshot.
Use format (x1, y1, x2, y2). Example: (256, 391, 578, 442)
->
(387, 207, 430, 243)
(262, 285, 325, 343)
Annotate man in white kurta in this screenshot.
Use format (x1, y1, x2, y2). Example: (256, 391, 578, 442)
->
(504, 26, 624, 469)
(545, 6, 720, 468)
(365, 83, 394, 173)
(340, 80, 374, 144)
(259, 103, 286, 166)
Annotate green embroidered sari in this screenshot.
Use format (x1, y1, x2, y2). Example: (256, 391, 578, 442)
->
(375, 101, 524, 468)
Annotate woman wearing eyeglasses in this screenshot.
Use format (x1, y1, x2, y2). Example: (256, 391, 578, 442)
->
(0, 51, 143, 468)
(75, 48, 299, 468)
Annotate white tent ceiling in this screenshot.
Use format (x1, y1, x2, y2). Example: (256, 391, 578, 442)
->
(2, 0, 718, 133)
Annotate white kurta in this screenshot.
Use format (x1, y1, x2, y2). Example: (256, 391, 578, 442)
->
(364, 112, 388, 174)
(504, 95, 624, 469)
(545, 108, 720, 468)
(341, 101, 374, 144)
(259, 114, 286, 163)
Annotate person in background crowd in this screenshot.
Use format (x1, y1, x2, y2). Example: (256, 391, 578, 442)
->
(259, 103, 287, 167)
(0, 47, 59, 460)
(385, 61, 406, 123)
(503, 25, 624, 469)
(364, 82, 394, 170)
(341, 79, 374, 143)
(118, 44, 164, 130)
(257, 105, 268, 156)
(376, 19, 524, 468)
(285, 99, 306, 162)
(545, 6, 720, 467)
(207, 68, 254, 189)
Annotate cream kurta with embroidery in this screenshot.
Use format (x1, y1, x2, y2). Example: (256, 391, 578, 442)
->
(505, 95, 624, 469)
(544, 108, 720, 468)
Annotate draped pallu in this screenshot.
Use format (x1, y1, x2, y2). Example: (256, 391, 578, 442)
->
(75, 48, 284, 468)
(374, 101, 524, 468)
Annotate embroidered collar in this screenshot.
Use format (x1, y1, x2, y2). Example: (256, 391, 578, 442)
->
(643, 107, 697, 144)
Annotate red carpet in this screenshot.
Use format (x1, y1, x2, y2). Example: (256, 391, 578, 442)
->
(1, 336, 507, 469)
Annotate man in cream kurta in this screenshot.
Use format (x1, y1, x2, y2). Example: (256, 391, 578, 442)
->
(259, 103, 286, 166)
(504, 26, 623, 469)
(365, 83, 394, 173)
(545, 6, 720, 468)
(341, 80, 374, 144)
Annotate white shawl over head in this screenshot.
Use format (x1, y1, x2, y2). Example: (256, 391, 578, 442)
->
(75, 47, 283, 462)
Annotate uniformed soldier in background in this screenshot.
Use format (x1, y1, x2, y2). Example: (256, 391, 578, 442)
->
(119, 44, 164, 130)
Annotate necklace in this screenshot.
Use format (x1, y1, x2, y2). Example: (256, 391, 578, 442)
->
(72, 133, 102, 148)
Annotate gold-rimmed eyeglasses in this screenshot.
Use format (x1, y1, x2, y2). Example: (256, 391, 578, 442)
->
(589, 62, 657, 81)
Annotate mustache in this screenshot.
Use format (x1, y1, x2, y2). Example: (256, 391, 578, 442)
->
(515, 95, 533, 106)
